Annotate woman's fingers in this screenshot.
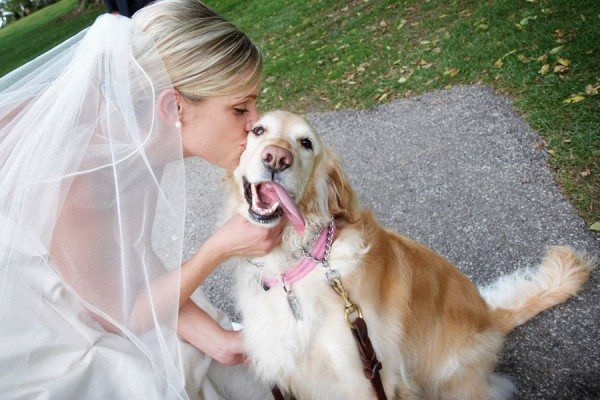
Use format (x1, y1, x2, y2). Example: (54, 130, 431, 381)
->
(212, 215, 285, 258)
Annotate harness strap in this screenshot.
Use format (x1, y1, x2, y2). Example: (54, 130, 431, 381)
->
(271, 317, 387, 400)
(351, 317, 387, 400)
(271, 386, 292, 400)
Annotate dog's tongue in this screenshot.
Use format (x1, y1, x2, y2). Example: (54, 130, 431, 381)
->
(259, 182, 305, 234)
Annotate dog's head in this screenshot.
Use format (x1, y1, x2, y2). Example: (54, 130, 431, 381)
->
(227, 110, 359, 236)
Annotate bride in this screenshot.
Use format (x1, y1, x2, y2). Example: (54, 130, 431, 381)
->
(0, 0, 281, 398)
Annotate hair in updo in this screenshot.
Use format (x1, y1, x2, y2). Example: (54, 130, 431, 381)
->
(133, 0, 262, 101)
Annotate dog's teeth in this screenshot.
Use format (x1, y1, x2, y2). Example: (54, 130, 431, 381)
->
(253, 201, 280, 216)
(251, 184, 260, 210)
(250, 183, 279, 216)
(264, 201, 279, 215)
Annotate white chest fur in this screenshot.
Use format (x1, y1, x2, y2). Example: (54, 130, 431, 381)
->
(234, 230, 379, 399)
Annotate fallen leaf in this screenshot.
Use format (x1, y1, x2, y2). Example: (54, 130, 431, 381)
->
(520, 16, 537, 25)
(537, 54, 548, 62)
(585, 85, 599, 96)
(539, 64, 550, 74)
(580, 169, 591, 177)
(563, 95, 585, 103)
(495, 49, 517, 68)
(518, 54, 530, 63)
(547, 149, 556, 155)
(444, 68, 460, 76)
(413, 59, 433, 68)
(398, 77, 408, 83)
(549, 46, 563, 54)
(590, 222, 600, 232)
(557, 57, 570, 66)
(553, 65, 569, 73)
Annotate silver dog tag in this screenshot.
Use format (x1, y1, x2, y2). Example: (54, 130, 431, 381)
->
(286, 291, 303, 321)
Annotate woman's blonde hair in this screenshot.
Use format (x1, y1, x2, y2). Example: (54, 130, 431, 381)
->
(133, 0, 262, 101)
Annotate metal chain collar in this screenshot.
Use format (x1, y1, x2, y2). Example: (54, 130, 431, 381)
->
(246, 221, 334, 269)
(300, 220, 334, 265)
(301, 220, 363, 329)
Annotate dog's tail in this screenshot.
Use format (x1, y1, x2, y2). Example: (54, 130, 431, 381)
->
(479, 246, 595, 335)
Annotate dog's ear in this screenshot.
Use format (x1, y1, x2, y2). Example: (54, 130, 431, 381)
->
(324, 148, 360, 225)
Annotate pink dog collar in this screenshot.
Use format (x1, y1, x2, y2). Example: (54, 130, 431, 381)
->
(261, 222, 337, 289)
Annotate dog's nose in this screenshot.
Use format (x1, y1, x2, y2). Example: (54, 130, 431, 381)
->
(262, 145, 293, 173)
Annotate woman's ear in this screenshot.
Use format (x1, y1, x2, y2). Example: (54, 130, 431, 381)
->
(158, 88, 181, 127)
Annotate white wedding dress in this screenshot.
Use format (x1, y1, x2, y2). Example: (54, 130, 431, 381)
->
(0, 14, 268, 400)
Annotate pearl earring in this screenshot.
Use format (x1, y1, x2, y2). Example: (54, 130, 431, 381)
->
(175, 121, 182, 129)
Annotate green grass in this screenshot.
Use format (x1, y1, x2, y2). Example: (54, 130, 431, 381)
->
(0, 0, 103, 76)
(1, 0, 598, 228)
(212, 0, 599, 228)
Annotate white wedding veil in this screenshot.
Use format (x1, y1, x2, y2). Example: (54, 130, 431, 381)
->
(0, 14, 189, 399)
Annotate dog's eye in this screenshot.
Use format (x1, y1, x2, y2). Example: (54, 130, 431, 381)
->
(252, 126, 265, 136)
(300, 138, 313, 150)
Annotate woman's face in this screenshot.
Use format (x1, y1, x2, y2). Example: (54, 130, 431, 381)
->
(177, 83, 261, 169)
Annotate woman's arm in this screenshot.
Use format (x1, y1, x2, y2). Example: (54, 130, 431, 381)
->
(126, 214, 283, 333)
(168, 215, 285, 364)
(179, 214, 283, 306)
(51, 185, 282, 335)
(178, 299, 246, 365)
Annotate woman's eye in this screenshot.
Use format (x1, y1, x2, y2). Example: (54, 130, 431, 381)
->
(234, 108, 249, 115)
(253, 126, 264, 136)
(300, 138, 313, 150)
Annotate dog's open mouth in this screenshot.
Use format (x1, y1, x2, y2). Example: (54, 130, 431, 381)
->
(243, 177, 305, 234)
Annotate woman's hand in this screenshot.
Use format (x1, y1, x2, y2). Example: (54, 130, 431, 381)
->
(178, 300, 248, 366)
(209, 214, 285, 261)
(209, 329, 247, 366)
(180, 214, 284, 304)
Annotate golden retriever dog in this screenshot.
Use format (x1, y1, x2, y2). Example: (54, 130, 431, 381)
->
(221, 110, 594, 399)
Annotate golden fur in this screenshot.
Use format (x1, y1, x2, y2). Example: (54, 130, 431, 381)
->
(222, 110, 594, 399)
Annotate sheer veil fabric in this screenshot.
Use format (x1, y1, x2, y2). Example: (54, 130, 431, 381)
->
(0, 14, 253, 399)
